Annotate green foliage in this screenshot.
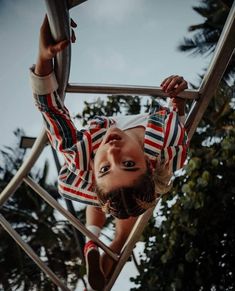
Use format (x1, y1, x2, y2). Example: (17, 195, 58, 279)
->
(131, 120, 235, 290)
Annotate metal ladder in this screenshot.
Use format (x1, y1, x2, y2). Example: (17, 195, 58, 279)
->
(0, 0, 234, 290)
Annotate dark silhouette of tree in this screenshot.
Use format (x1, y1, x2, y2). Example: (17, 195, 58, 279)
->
(0, 129, 85, 290)
(178, 0, 234, 81)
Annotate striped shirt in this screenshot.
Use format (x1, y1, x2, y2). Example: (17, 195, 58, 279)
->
(30, 69, 189, 206)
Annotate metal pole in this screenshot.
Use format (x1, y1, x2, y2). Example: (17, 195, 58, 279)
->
(66, 83, 198, 99)
(23, 176, 119, 261)
(0, 214, 70, 291)
(0, 130, 47, 207)
(185, 2, 235, 139)
(104, 206, 155, 291)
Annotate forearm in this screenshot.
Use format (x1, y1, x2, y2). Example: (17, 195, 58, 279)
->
(177, 100, 186, 116)
(176, 101, 186, 124)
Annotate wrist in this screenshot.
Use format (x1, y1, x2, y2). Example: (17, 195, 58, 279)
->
(177, 103, 185, 116)
(35, 56, 53, 76)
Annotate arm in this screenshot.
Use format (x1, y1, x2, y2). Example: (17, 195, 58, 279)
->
(160, 75, 189, 171)
(35, 15, 76, 76)
(31, 16, 91, 171)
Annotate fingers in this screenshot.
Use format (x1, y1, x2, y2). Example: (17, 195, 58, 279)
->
(71, 18, 77, 28)
(50, 40, 70, 56)
(71, 29, 76, 43)
(39, 15, 77, 61)
(161, 75, 188, 97)
(70, 18, 77, 43)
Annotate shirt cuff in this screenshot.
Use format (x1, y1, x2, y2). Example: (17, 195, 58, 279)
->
(29, 65, 58, 95)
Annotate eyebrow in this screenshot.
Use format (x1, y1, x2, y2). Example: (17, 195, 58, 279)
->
(97, 167, 141, 179)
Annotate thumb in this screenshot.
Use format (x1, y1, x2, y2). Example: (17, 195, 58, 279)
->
(50, 40, 70, 55)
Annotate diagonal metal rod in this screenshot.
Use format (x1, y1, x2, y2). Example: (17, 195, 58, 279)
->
(66, 83, 198, 99)
(23, 176, 119, 261)
(104, 206, 155, 291)
(185, 1, 235, 139)
(0, 130, 47, 207)
(0, 214, 70, 291)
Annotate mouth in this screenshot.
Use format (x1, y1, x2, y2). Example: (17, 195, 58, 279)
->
(105, 133, 122, 144)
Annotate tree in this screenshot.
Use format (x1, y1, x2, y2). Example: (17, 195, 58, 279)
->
(131, 84, 235, 291)
(0, 129, 86, 290)
(178, 0, 234, 81)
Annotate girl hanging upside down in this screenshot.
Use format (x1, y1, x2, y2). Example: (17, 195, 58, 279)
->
(30, 16, 189, 291)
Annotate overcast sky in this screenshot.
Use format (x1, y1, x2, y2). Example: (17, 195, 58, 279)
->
(0, 0, 212, 289)
(0, 0, 211, 151)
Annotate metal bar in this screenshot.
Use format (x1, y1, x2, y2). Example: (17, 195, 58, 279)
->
(0, 130, 47, 207)
(185, 2, 235, 139)
(104, 206, 155, 291)
(0, 214, 70, 291)
(45, 0, 71, 99)
(66, 83, 198, 99)
(23, 176, 119, 261)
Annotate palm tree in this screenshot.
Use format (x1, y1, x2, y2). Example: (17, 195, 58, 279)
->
(178, 0, 234, 81)
(0, 129, 85, 290)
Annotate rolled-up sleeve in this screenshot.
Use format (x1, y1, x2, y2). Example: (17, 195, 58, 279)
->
(161, 110, 189, 173)
(30, 66, 92, 172)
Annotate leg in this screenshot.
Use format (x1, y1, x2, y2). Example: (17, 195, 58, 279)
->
(101, 216, 138, 279)
(86, 205, 106, 229)
(85, 206, 106, 290)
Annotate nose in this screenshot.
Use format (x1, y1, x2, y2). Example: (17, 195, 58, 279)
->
(108, 144, 121, 154)
(107, 145, 121, 163)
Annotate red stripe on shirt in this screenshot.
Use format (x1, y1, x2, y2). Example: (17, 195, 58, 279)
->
(145, 138, 162, 150)
(60, 184, 97, 201)
(147, 123, 164, 132)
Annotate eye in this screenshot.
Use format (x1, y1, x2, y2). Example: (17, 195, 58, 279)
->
(99, 165, 110, 174)
(123, 161, 136, 167)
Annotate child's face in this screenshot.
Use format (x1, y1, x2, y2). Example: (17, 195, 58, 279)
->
(93, 127, 147, 192)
